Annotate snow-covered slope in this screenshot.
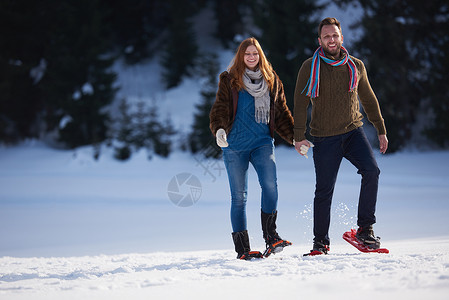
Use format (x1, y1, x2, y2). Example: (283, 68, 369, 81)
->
(1, 142, 449, 299)
(1, 4, 449, 299)
(1, 238, 449, 300)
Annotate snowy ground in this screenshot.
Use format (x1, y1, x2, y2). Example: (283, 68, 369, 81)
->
(1, 239, 449, 300)
(1, 142, 448, 299)
(1, 4, 449, 298)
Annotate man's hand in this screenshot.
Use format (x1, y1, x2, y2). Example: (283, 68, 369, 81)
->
(379, 135, 388, 154)
(295, 140, 314, 158)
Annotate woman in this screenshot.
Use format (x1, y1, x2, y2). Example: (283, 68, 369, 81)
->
(209, 37, 294, 260)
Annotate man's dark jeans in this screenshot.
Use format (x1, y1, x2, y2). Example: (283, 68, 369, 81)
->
(312, 127, 380, 245)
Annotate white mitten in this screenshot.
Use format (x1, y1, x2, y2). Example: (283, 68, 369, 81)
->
(299, 140, 314, 159)
(216, 128, 229, 147)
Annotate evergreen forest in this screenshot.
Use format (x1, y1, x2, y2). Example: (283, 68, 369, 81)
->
(1, 0, 448, 159)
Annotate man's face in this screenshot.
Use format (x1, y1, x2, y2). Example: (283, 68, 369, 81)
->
(318, 24, 343, 57)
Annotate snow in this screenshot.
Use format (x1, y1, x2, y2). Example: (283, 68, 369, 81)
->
(1, 5, 449, 299)
(29, 58, 47, 85)
(1, 239, 449, 300)
(1, 141, 449, 299)
(81, 82, 94, 96)
(320, 1, 364, 47)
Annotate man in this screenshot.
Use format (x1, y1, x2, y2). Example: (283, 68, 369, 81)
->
(293, 17, 388, 255)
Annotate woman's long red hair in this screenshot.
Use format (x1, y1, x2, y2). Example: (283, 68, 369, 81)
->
(228, 37, 275, 91)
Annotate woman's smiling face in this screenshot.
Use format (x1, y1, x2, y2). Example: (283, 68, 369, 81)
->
(244, 45, 259, 70)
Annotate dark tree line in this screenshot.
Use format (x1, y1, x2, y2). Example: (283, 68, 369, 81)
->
(111, 99, 175, 160)
(1, 0, 448, 157)
(335, 0, 449, 151)
(0, 0, 203, 151)
(1, 0, 117, 148)
(189, 0, 322, 152)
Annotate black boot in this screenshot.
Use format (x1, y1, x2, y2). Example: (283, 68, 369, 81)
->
(356, 225, 381, 249)
(303, 240, 330, 256)
(261, 210, 292, 257)
(231, 230, 263, 260)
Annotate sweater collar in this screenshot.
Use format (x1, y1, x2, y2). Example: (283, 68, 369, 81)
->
(323, 50, 345, 61)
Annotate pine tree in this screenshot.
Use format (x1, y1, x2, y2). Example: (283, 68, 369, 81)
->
(160, 0, 199, 89)
(140, 99, 175, 159)
(414, 1, 449, 147)
(132, 100, 149, 150)
(99, 0, 170, 64)
(335, 0, 449, 151)
(351, 1, 421, 152)
(152, 114, 175, 158)
(250, 0, 322, 145)
(113, 99, 133, 160)
(0, 0, 54, 142)
(212, 0, 249, 48)
(45, 0, 117, 148)
(0, 0, 118, 148)
(251, 0, 323, 111)
(189, 53, 221, 158)
(112, 99, 175, 160)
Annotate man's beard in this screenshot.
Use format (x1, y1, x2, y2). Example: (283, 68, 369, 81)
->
(322, 44, 341, 57)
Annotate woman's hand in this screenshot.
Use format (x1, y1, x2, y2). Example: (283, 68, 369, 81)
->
(216, 128, 229, 147)
(295, 140, 314, 158)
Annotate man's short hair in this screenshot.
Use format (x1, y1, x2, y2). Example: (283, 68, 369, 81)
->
(318, 17, 342, 37)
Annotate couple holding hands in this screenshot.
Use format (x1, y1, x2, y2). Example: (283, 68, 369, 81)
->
(209, 18, 388, 259)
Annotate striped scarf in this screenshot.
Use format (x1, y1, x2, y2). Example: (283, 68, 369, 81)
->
(302, 46, 357, 98)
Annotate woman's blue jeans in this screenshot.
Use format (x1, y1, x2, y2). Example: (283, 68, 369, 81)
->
(312, 127, 380, 245)
(223, 144, 278, 233)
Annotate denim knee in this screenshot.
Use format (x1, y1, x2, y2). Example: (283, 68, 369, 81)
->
(231, 191, 247, 207)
